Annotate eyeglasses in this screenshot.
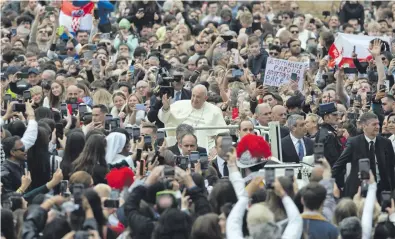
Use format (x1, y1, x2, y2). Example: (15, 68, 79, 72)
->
(269, 52, 279, 56)
(13, 146, 25, 152)
(291, 31, 299, 34)
(67, 48, 74, 51)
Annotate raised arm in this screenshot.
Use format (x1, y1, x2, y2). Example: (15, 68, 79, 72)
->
(21, 101, 38, 150)
(28, 7, 44, 45)
(370, 39, 385, 91)
(157, 94, 172, 124)
(361, 172, 377, 239)
(335, 67, 349, 106)
(228, 150, 245, 198)
(275, 178, 303, 239)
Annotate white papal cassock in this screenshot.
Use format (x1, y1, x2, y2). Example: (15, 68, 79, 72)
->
(158, 100, 228, 150)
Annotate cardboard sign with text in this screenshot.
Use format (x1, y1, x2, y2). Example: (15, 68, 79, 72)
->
(263, 57, 309, 90)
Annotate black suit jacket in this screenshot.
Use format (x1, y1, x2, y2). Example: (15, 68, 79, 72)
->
(332, 134, 395, 198)
(211, 157, 221, 178)
(281, 135, 314, 163)
(167, 143, 207, 156)
(280, 126, 290, 138)
(147, 89, 192, 128)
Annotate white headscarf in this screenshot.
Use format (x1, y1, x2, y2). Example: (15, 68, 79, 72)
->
(105, 132, 126, 164)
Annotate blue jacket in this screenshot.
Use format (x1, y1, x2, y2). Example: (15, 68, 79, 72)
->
(73, 0, 114, 25)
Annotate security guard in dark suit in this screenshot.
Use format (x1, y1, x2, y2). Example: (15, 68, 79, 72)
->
(315, 103, 343, 167)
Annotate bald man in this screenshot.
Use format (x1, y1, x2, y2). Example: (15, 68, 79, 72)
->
(66, 85, 79, 101)
(272, 105, 290, 138)
(272, 105, 287, 126)
(66, 85, 92, 113)
(158, 85, 228, 150)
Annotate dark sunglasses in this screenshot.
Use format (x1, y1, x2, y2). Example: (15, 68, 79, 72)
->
(67, 48, 74, 51)
(13, 146, 25, 152)
(269, 52, 279, 56)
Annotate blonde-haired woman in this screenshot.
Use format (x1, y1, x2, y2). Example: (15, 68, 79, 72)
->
(92, 88, 113, 109)
(30, 86, 43, 109)
(110, 91, 126, 118)
(120, 94, 146, 126)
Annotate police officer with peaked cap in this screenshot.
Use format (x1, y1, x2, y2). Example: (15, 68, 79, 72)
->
(315, 103, 343, 167)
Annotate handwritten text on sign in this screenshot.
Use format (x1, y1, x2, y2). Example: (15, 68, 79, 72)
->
(264, 57, 308, 89)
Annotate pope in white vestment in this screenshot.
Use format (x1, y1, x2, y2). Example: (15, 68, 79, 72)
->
(158, 85, 228, 150)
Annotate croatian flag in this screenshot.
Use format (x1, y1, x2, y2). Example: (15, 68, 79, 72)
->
(59, 0, 95, 33)
(328, 33, 391, 68)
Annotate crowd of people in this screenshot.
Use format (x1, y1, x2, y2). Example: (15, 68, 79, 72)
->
(1, 0, 395, 238)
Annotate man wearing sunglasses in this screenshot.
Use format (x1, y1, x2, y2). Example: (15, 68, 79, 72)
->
(1, 136, 31, 201)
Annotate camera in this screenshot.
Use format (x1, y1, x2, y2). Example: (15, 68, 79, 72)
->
(23, 90, 31, 101)
(265, 168, 275, 189)
(71, 183, 84, 206)
(105, 118, 120, 130)
(104, 190, 120, 208)
(4, 94, 12, 102)
(175, 155, 189, 170)
(66, 98, 78, 114)
(12, 103, 25, 112)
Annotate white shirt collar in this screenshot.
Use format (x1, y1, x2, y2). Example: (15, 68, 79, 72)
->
(178, 146, 184, 156)
(217, 156, 225, 167)
(364, 135, 376, 144)
(290, 133, 302, 145)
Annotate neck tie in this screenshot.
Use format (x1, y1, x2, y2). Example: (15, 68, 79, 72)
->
(368, 141, 376, 177)
(223, 161, 229, 177)
(175, 91, 181, 101)
(298, 139, 304, 161)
